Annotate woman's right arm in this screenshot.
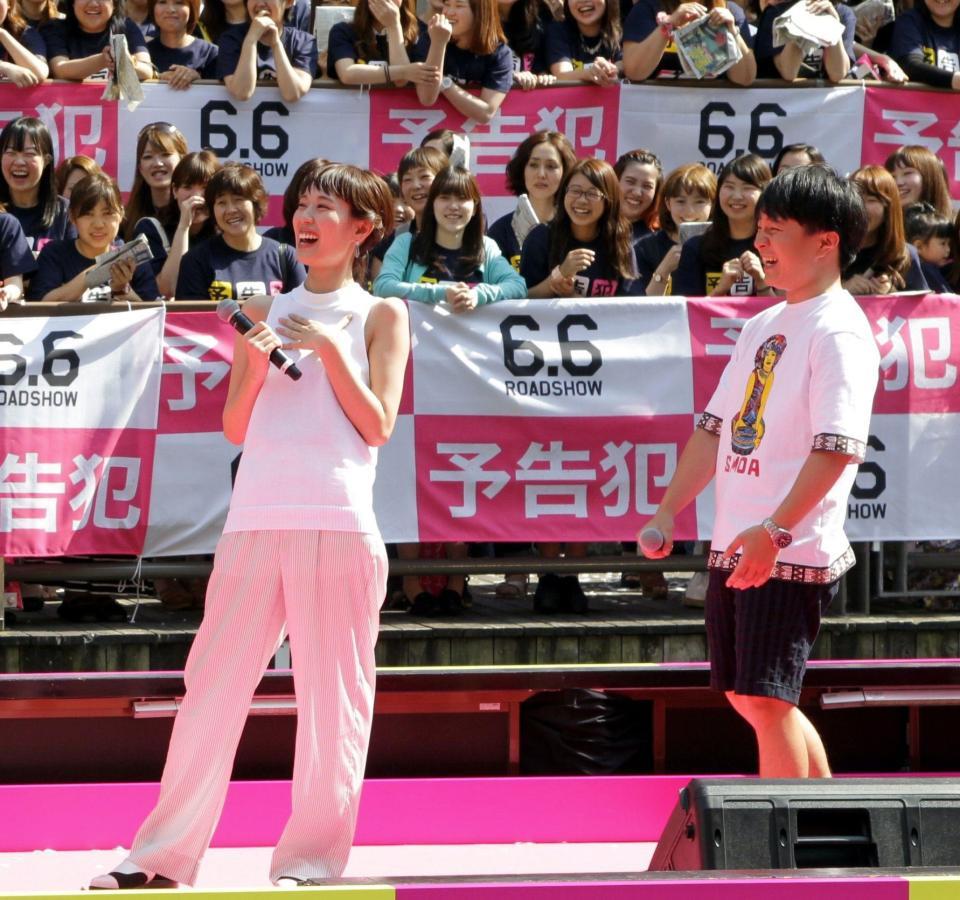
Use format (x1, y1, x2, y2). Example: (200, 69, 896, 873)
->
(50, 48, 112, 79)
(0, 28, 47, 81)
(372, 234, 447, 303)
(222, 293, 276, 445)
(622, 2, 704, 81)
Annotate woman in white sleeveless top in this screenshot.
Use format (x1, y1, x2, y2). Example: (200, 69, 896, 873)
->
(90, 161, 409, 890)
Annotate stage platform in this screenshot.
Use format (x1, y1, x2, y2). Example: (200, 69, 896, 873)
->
(3, 777, 960, 898)
(2, 573, 958, 673)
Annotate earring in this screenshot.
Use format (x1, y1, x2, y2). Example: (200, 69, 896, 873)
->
(354, 243, 360, 258)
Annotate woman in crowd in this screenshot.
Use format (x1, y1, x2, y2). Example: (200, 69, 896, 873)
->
(519, 156, 636, 614)
(217, 0, 317, 102)
(904, 201, 953, 292)
(264, 157, 328, 247)
(891, 0, 960, 89)
(420, 0, 514, 123)
(198, 0, 247, 42)
(373, 165, 524, 616)
(521, 156, 638, 298)
(28, 172, 159, 302)
(755, 0, 854, 81)
(0, 0, 48, 84)
(545, 0, 622, 84)
(772, 142, 826, 174)
(844, 164, 929, 294)
(499, 0, 555, 87)
(374, 164, 525, 305)
(614, 148, 662, 244)
(43, 0, 153, 81)
(147, 150, 221, 298)
(884, 145, 953, 218)
(54, 155, 102, 200)
(148, 0, 220, 86)
(0, 211, 37, 310)
(622, 0, 756, 84)
(123, 122, 187, 251)
(672, 153, 771, 297)
(19, 0, 57, 29)
(89, 159, 409, 892)
(369, 145, 447, 279)
(0, 117, 74, 253)
(176, 162, 305, 301)
(127, 0, 156, 39)
(487, 129, 577, 270)
(327, 0, 437, 94)
(635, 161, 715, 295)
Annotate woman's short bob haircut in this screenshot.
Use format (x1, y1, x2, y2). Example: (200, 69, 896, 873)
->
(205, 162, 269, 223)
(657, 163, 717, 235)
(171, 150, 222, 191)
(69, 172, 124, 219)
(290, 160, 394, 278)
(504, 130, 577, 197)
(54, 155, 102, 196)
(757, 165, 867, 271)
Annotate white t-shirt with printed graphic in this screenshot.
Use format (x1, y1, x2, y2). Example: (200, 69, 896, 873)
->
(700, 289, 880, 583)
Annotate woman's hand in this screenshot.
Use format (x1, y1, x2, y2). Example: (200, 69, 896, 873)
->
(276, 311, 353, 352)
(0, 62, 39, 86)
(514, 70, 538, 90)
(868, 272, 892, 294)
(250, 14, 280, 46)
(874, 54, 906, 83)
(160, 64, 201, 89)
(843, 273, 874, 295)
(658, 244, 683, 276)
(588, 56, 619, 84)
(177, 193, 207, 230)
(708, 5, 736, 32)
(109, 257, 136, 296)
(714, 258, 743, 294)
(740, 250, 766, 288)
(670, 2, 706, 28)
(428, 13, 452, 44)
(445, 282, 478, 312)
(560, 248, 595, 277)
(0, 280, 22, 311)
(398, 61, 441, 84)
(369, 0, 402, 30)
(240, 320, 283, 378)
(806, 0, 839, 19)
(100, 43, 116, 74)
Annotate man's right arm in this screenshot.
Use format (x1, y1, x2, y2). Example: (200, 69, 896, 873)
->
(639, 419, 720, 557)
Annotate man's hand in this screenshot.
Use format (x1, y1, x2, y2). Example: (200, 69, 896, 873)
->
(722, 525, 778, 588)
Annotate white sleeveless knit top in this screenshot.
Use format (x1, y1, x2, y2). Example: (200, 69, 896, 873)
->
(223, 281, 379, 535)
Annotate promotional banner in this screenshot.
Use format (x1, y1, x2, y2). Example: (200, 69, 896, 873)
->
(0, 309, 164, 556)
(0, 82, 118, 176)
(617, 83, 866, 179)
(117, 85, 370, 225)
(21, 297, 944, 556)
(861, 86, 960, 200)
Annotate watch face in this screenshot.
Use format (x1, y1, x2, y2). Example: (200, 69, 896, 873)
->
(773, 531, 792, 549)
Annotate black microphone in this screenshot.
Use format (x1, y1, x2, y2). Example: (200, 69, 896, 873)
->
(216, 298, 302, 381)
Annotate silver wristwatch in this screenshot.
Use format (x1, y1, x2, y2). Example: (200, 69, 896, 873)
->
(761, 517, 792, 549)
(440, 75, 454, 91)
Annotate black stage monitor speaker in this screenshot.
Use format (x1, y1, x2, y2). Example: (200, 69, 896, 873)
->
(649, 777, 960, 871)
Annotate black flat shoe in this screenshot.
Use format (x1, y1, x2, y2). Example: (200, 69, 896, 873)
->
(89, 872, 178, 890)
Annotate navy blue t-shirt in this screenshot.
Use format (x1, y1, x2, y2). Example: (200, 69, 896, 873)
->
(634, 228, 675, 293)
(891, 8, 960, 88)
(326, 19, 429, 78)
(487, 211, 521, 271)
(262, 223, 294, 245)
(175, 234, 305, 300)
(41, 17, 148, 60)
(672, 232, 757, 297)
(921, 259, 951, 293)
(444, 40, 513, 92)
(418, 243, 484, 283)
(520, 223, 638, 296)
(544, 18, 622, 69)
(27, 238, 158, 301)
(287, 0, 312, 33)
(755, 0, 855, 77)
(502, 2, 551, 74)
(0, 212, 38, 279)
(1, 25, 46, 62)
(216, 22, 318, 79)
(7, 195, 76, 253)
(843, 242, 930, 292)
(623, 0, 751, 75)
(149, 36, 219, 76)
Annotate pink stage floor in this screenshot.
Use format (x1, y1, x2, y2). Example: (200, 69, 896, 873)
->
(3, 776, 960, 898)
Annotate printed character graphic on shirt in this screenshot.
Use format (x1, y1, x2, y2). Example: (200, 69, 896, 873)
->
(707, 269, 754, 295)
(923, 45, 960, 71)
(730, 333, 786, 456)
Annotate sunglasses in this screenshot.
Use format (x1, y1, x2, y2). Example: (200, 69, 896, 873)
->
(138, 121, 184, 142)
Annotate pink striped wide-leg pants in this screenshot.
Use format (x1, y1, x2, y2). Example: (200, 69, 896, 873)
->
(127, 529, 387, 885)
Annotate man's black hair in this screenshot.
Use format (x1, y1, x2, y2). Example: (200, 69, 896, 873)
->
(757, 165, 867, 270)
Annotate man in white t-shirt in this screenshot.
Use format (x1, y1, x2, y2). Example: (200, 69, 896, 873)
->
(640, 166, 880, 778)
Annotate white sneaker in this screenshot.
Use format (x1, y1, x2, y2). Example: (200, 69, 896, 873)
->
(683, 571, 709, 608)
